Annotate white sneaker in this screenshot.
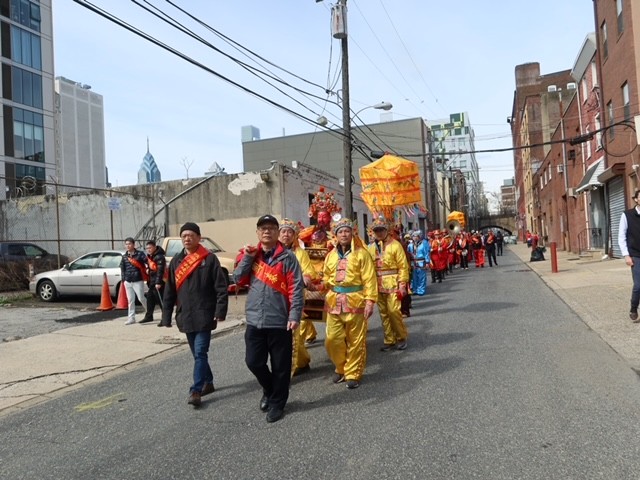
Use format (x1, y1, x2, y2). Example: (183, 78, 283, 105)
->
(124, 318, 135, 325)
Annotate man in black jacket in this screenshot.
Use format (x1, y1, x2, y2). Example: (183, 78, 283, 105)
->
(161, 223, 229, 407)
(140, 240, 166, 324)
(120, 237, 148, 325)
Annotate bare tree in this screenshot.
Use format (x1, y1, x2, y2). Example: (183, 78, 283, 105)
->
(180, 156, 195, 179)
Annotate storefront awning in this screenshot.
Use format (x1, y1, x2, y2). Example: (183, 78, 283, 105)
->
(575, 159, 604, 193)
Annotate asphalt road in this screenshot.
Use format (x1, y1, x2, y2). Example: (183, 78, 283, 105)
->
(2, 250, 640, 479)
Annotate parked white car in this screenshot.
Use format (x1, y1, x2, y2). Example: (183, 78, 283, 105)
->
(29, 250, 125, 302)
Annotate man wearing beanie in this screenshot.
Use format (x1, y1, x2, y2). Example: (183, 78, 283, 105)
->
(235, 214, 304, 423)
(161, 222, 228, 408)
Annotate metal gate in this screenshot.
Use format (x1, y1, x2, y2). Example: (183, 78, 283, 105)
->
(608, 176, 625, 258)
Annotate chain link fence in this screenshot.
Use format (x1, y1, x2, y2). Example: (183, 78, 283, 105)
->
(0, 176, 159, 290)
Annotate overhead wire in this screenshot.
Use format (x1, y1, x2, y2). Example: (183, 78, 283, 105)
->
(73, 0, 364, 152)
(376, 0, 447, 116)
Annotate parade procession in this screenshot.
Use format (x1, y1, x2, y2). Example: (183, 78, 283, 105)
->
(229, 154, 506, 421)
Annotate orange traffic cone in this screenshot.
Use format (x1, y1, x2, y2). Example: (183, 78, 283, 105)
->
(96, 272, 115, 311)
(115, 281, 129, 310)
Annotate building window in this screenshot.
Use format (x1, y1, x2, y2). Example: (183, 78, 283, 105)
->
(5, 105, 44, 161)
(616, 0, 624, 35)
(622, 82, 630, 120)
(595, 116, 603, 150)
(607, 101, 615, 140)
(459, 159, 467, 169)
(1, 63, 42, 108)
(6, 24, 41, 69)
(601, 21, 608, 59)
(581, 79, 588, 103)
(1, 0, 41, 32)
(586, 127, 592, 158)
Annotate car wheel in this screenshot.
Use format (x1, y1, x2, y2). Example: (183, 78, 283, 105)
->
(37, 280, 57, 302)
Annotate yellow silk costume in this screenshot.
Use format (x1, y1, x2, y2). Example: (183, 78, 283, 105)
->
(323, 244, 377, 382)
(290, 246, 316, 375)
(368, 238, 410, 347)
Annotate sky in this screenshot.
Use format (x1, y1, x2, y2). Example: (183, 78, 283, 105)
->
(53, 1, 597, 197)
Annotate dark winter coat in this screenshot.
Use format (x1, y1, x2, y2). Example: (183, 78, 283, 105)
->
(146, 246, 166, 286)
(161, 247, 229, 333)
(120, 249, 147, 283)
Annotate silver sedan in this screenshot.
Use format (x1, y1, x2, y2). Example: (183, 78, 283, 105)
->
(29, 250, 125, 302)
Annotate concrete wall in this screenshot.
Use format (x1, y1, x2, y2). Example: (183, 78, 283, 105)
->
(0, 162, 365, 259)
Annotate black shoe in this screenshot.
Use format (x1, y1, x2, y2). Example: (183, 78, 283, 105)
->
(346, 379, 360, 389)
(396, 340, 407, 351)
(157, 322, 171, 327)
(630, 310, 639, 322)
(332, 373, 345, 384)
(138, 317, 154, 324)
(188, 392, 202, 408)
(266, 408, 284, 423)
(201, 383, 215, 396)
(293, 364, 311, 376)
(304, 338, 316, 346)
(380, 344, 396, 352)
(259, 395, 269, 412)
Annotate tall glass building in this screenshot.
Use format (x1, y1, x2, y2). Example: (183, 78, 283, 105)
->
(0, 0, 54, 199)
(137, 140, 161, 184)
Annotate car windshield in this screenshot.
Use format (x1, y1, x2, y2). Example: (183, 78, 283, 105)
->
(165, 238, 223, 257)
(70, 253, 101, 270)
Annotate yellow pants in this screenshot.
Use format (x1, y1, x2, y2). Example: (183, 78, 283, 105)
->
(378, 292, 408, 346)
(291, 326, 310, 376)
(299, 319, 317, 343)
(325, 312, 367, 381)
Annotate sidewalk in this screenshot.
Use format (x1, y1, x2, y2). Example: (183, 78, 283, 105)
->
(0, 311, 244, 416)
(509, 243, 640, 373)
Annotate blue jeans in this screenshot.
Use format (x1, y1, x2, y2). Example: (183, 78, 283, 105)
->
(631, 257, 640, 311)
(186, 331, 213, 394)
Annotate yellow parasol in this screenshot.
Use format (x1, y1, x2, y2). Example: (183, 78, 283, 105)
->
(359, 154, 425, 220)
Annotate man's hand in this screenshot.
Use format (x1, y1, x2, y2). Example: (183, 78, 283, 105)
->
(244, 245, 258, 257)
(287, 320, 299, 331)
(214, 317, 225, 322)
(155, 284, 162, 290)
(626, 255, 634, 267)
(364, 300, 375, 320)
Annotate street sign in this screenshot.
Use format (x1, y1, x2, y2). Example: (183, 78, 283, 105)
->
(108, 197, 121, 211)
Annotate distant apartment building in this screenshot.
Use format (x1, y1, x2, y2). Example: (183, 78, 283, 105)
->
(500, 178, 515, 215)
(510, 63, 574, 240)
(0, 0, 54, 200)
(54, 76, 106, 189)
(426, 112, 479, 226)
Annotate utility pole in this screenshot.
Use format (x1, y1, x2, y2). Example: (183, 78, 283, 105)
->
(335, 0, 353, 219)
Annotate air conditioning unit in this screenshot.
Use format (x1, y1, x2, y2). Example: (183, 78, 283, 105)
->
(567, 82, 577, 90)
(557, 164, 564, 174)
(547, 85, 557, 92)
(567, 187, 577, 198)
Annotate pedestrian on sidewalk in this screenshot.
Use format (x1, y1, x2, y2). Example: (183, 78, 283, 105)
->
(234, 215, 304, 423)
(161, 222, 229, 408)
(120, 237, 148, 325)
(139, 240, 166, 324)
(618, 190, 640, 323)
(495, 230, 504, 256)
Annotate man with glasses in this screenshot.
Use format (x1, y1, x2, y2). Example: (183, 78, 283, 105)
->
(235, 215, 304, 423)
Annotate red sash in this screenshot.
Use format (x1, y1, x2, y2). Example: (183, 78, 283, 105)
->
(252, 245, 288, 297)
(175, 245, 210, 291)
(148, 256, 168, 282)
(127, 255, 149, 282)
